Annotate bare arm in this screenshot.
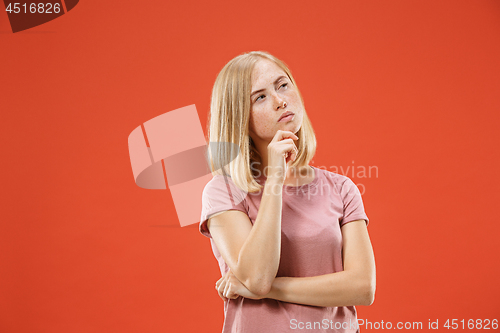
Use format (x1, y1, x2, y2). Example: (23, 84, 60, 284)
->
(208, 178, 284, 295)
(208, 130, 299, 296)
(265, 220, 376, 306)
(217, 220, 376, 305)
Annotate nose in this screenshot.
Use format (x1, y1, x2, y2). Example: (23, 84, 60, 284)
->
(273, 93, 286, 110)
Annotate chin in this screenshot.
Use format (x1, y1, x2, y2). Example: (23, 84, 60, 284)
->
(292, 123, 302, 134)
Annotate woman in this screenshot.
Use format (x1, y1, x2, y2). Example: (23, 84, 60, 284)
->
(199, 51, 375, 333)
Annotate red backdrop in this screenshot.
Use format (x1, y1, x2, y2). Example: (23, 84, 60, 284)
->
(1, 0, 499, 332)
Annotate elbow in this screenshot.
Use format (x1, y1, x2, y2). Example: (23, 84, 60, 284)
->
(246, 279, 273, 296)
(233, 264, 276, 296)
(242, 273, 274, 296)
(359, 278, 376, 306)
(361, 288, 375, 306)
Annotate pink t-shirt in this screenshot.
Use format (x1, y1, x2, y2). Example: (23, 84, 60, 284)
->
(199, 166, 369, 333)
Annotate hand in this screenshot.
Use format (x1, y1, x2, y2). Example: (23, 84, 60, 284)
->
(215, 270, 264, 301)
(266, 130, 299, 184)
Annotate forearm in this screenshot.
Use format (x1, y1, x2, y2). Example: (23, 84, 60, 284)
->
(237, 178, 283, 295)
(265, 270, 375, 307)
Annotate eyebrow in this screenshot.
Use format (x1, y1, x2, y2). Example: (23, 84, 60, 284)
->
(250, 75, 288, 98)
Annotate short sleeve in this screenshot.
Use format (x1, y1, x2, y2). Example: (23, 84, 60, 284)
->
(199, 175, 249, 238)
(339, 176, 369, 227)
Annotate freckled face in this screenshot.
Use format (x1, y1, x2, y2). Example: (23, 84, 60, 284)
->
(248, 59, 304, 143)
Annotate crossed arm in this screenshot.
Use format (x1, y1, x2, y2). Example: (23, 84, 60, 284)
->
(266, 219, 375, 307)
(210, 211, 376, 307)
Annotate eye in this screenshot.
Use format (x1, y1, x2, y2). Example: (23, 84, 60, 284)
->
(256, 94, 265, 102)
(279, 83, 288, 89)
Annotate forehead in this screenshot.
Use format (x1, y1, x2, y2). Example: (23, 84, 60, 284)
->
(251, 59, 287, 86)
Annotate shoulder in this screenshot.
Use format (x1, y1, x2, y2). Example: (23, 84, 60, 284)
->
(201, 174, 248, 203)
(200, 175, 250, 238)
(202, 175, 227, 194)
(314, 167, 354, 194)
(203, 174, 242, 194)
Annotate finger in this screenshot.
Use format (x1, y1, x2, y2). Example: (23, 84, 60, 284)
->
(218, 291, 228, 302)
(291, 146, 298, 161)
(276, 138, 295, 145)
(290, 143, 299, 160)
(216, 275, 227, 291)
(215, 277, 223, 290)
(285, 145, 299, 164)
(222, 283, 231, 298)
(273, 140, 297, 155)
(224, 279, 235, 299)
(216, 277, 223, 290)
(227, 278, 239, 299)
(275, 130, 298, 140)
(216, 284, 228, 301)
(271, 130, 299, 143)
(217, 276, 227, 295)
(268, 139, 294, 153)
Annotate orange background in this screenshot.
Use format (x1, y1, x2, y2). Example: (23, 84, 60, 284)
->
(1, 1, 499, 332)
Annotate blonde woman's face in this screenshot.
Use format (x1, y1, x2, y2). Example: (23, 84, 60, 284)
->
(248, 59, 304, 142)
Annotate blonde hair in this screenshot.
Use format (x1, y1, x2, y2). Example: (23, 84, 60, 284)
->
(206, 51, 317, 193)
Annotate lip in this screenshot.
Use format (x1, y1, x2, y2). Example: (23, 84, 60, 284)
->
(278, 111, 295, 122)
